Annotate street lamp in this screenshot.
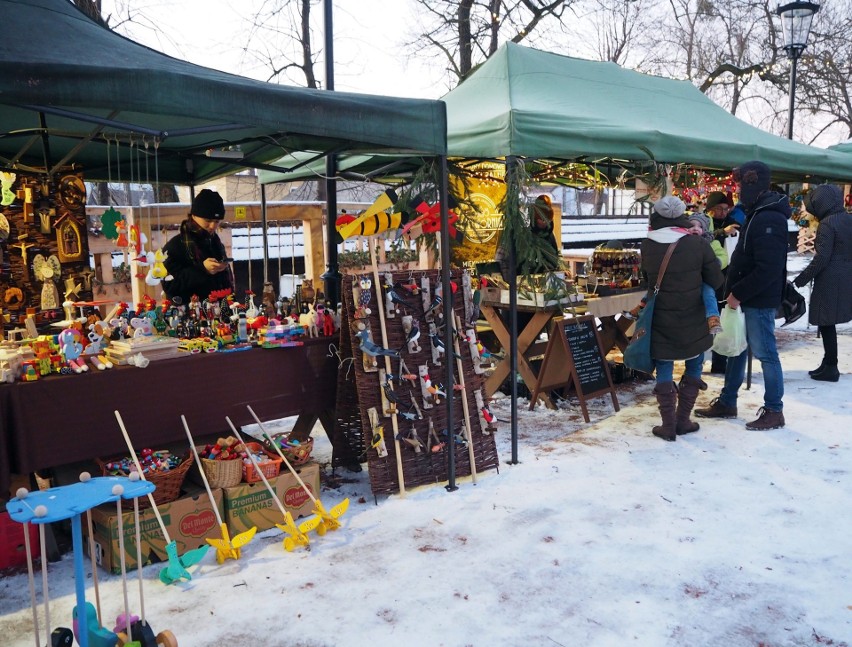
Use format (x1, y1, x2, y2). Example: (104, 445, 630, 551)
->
(776, 1, 820, 140)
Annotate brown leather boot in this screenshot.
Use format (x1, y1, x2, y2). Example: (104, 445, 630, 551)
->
(745, 407, 785, 430)
(652, 381, 678, 442)
(676, 374, 705, 435)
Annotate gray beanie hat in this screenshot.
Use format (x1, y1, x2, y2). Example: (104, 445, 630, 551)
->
(653, 196, 686, 220)
(804, 184, 844, 221)
(688, 211, 713, 242)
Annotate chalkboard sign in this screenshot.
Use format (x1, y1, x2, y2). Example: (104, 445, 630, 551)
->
(563, 318, 610, 395)
(529, 315, 619, 422)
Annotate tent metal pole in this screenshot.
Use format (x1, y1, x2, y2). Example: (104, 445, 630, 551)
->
(23, 104, 249, 139)
(260, 183, 269, 285)
(439, 154, 457, 492)
(321, 0, 341, 308)
(506, 156, 519, 466)
(37, 112, 52, 172)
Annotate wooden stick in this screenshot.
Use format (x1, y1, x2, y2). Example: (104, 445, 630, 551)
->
(246, 405, 318, 506)
(453, 314, 477, 483)
(85, 511, 103, 625)
(369, 243, 407, 497)
(114, 410, 172, 543)
(181, 416, 226, 527)
(225, 417, 291, 520)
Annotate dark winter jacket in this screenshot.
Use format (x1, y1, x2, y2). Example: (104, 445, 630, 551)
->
(641, 215, 725, 361)
(726, 192, 791, 309)
(162, 219, 233, 305)
(793, 185, 852, 326)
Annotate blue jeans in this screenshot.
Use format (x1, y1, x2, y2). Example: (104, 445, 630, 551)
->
(702, 283, 719, 318)
(719, 306, 784, 411)
(655, 353, 704, 384)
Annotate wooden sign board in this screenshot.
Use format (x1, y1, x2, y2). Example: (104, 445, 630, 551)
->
(529, 315, 619, 422)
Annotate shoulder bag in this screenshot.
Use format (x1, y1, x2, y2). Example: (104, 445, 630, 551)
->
(623, 239, 680, 374)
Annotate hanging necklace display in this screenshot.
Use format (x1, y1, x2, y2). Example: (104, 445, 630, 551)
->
(99, 137, 124, 247)
(145, 138, 169, 287)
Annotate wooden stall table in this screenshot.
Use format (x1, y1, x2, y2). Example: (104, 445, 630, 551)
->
(479, 299, 565, 409)
(0, 338, 339, 495)
(583, 289, 646, 354)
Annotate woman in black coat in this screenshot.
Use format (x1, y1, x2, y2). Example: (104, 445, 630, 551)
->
(793, 184, 852, 382)
(640, 196, 724, 441)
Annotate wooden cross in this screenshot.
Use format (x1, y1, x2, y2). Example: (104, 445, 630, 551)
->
(79, 267, 95, 292)
(11, 236, 36, 279)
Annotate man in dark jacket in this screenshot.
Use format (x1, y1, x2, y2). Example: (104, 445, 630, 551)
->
(696, 161, 790, 430)
(162, 189, 234, 306)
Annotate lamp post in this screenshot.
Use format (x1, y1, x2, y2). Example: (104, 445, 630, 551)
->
(776, 1, 820, 140)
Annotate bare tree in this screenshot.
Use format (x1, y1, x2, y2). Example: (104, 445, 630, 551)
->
(245, 0, 322, 88)
(408, 0, 579, 86)
(570, 0, 651, 65)
(796, 0, 852, 144)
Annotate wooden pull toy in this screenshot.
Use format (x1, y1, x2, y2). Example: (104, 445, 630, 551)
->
(226, 417, 320, 552)
(247, 406, 349, 537)
(114, 411, 209, 585)
(183, 416, 256, 564)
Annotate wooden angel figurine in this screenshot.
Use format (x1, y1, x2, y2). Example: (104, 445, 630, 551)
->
(32, 253, 62, 310)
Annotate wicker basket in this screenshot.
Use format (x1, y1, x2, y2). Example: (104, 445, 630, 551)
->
(241, 442, 282, 483)
(195, 447, 244, 489)
(270, 434, 314, 467)
(97, 451, 193, 508)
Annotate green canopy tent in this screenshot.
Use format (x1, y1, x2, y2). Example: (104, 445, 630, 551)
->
(0, 0, 446, 184)
(444, 42, 852, 183)
(828, 141, 852, 156)
(262, 42, 852, 185)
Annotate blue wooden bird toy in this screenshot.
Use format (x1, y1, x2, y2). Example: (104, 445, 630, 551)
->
(356, 329, 400, 358)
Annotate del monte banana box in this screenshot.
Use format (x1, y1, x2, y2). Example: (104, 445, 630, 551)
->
(224, 461, 319, 534)
(84, 486, 223, 574)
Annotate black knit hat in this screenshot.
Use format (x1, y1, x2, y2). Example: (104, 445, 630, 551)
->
(734, 161, 771, 210)
(191, 189, 225, 220)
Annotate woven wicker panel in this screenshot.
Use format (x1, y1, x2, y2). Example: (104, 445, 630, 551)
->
(341, 268, 499, 496)
(329, 295, 368, 469)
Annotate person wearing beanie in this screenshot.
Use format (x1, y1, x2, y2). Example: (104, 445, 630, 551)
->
(162, 188, 234, 306)
(639, 195, 724, 442)
(686, 212, 727, 335)
(793, 184, 852, 382)
(704, 191, 740, 241)
(696, 161, 790, 430)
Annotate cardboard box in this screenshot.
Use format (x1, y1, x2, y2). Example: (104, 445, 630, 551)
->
(85, 488, 223, 574)
(223, 462, 320, 534)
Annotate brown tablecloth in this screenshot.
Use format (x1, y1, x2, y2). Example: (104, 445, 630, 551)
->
(0, 338, 338, 495)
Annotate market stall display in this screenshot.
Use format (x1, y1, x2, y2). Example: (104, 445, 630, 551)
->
(337, 268, 499, 496)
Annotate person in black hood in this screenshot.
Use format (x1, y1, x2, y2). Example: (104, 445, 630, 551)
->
(696, 161, 790, 431)
(793, 184, 852, 382)
(162, 189, 234, 307)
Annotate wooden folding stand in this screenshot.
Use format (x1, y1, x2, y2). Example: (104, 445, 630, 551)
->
(529, 315, 620, 422)
(479, 301, 563, 409)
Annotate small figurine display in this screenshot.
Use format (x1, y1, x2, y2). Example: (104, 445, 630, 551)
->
(2, 283, 340, 380)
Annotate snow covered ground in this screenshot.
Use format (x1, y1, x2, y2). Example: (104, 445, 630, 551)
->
(1, 253, 849, 647)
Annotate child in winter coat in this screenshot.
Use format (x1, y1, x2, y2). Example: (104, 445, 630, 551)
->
(624, 211, 726, 336)
(687, 211, 727, 334)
